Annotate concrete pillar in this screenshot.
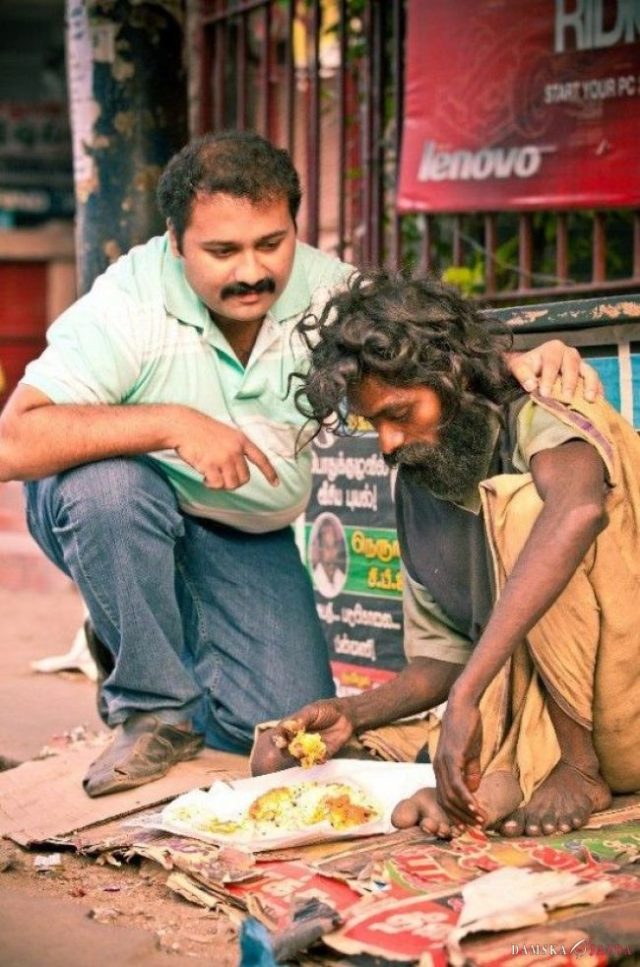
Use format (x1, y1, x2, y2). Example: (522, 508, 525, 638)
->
(66, 0, 188, 294)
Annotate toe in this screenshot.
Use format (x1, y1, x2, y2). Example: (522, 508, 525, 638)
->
(568, 803, 590, 830)
(524, 820, 542, 836)
(538, 809, 560, 836)
(419, 817, 448, 838)
(418, 815, 438, 835)
(391, 798, 420, 829)
(500, 809, 526, 837)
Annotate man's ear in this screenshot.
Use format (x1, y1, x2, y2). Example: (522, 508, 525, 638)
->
(167, 220, 181, 257)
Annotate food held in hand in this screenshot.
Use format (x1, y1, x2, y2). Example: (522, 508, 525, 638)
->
(287, 728, 327, 768)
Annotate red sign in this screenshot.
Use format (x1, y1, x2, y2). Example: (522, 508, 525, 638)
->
(397, 0, 640, 212)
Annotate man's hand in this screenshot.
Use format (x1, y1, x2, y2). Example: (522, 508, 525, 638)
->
(432, 697, 486, 828)
(274, 699, 356, 755)
(250, 699, 355, 776)
(507, 341, 603, 403)
(173, 411, 279, 490)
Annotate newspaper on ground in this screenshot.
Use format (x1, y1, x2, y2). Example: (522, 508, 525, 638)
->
(446, 866, 614, 965)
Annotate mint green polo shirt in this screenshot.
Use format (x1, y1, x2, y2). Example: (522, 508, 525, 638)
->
(22, 234, 354, 533)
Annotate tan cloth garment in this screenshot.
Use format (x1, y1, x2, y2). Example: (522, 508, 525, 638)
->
(360, 386, 640, 801)
(478, 387, 640, 799)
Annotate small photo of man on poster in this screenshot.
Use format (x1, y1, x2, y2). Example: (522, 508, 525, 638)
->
(310, 512, 348, 599)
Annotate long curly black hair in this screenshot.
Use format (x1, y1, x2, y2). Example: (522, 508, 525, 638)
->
(295, 270, 519, 435)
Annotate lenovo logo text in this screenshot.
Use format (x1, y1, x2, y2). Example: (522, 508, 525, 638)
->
(418, 142, 554, 183)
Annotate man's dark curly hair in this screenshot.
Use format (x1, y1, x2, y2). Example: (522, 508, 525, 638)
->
(295, 270, 518, 434)
(157, 130, 302, 248)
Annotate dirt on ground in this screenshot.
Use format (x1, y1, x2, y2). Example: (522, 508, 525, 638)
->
(0, 837, 239, 962)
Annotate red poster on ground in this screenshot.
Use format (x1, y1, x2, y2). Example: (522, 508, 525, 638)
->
(397, 0, 640, 212)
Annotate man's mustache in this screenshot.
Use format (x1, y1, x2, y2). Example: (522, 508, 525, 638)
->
(221, 278, 276, 299)
(383, 444, 432, 468)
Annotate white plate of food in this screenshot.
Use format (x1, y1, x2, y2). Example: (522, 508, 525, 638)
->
(160, 758, 435, 852)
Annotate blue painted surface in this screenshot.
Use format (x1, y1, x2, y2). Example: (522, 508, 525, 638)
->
(631, 353, 640, 429)
(588, 356, 622, 415)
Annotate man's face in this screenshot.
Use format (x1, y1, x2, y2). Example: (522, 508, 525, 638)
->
(169, 192, 296, 325)
(319, 526, 340, 572)
(349, 374, 495, 502)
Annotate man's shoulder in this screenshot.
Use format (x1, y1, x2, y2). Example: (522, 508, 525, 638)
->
(271, 242, 354, 325)
(98, 235, 168, 302)
(294, 241, 355, 291)
(47, 235, 170, 342)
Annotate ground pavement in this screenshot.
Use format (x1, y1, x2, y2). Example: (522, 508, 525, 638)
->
(0, 481, 239, 965)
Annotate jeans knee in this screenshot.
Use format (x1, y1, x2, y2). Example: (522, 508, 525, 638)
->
(53, 459, 183, 540)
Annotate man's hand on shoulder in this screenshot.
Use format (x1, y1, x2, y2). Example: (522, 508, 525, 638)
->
(507, 340, 603, 403)
(171, 410, 279, 490)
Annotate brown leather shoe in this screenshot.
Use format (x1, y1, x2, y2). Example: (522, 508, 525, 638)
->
(83, 713, 204, 797)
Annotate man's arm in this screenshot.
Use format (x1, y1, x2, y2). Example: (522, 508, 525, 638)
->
(250, 655, 462, 775)
(434, 439, 608, 826)
(0, 384, 278, 488)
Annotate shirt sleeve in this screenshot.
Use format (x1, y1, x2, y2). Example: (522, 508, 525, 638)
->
(403, 566, 473, 665)
(513, 398, 585, 471)
(20, 278, 145, 405)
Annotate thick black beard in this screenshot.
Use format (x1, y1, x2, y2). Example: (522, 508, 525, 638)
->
(386, 405, 496, 502)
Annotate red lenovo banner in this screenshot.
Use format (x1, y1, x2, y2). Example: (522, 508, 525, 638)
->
(397, 0, 640, 212)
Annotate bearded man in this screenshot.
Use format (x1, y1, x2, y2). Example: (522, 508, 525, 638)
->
(252, 270, 640, 839)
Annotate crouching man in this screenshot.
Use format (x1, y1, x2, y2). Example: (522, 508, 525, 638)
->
(252, 271, 640, 839)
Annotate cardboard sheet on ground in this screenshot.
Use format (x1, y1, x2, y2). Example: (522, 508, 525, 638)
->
(154, 760, 435, 852)
(0, 745, 248, 846)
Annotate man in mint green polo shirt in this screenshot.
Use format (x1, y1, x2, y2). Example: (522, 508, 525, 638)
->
(0, 131, 601, 797)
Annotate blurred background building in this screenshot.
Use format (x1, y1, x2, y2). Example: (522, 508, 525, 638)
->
(0, 0, 73, 405)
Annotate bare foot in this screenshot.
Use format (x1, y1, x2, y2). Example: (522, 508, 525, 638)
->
(392, 787, 463, 838)
(392, 770, 522, 839)
(498, 760, 612, 837)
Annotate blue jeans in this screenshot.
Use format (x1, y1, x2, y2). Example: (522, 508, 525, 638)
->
(25, 458, 335, 753)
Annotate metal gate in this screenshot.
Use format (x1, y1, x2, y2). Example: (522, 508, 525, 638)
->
(193, 0, 640, 303)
